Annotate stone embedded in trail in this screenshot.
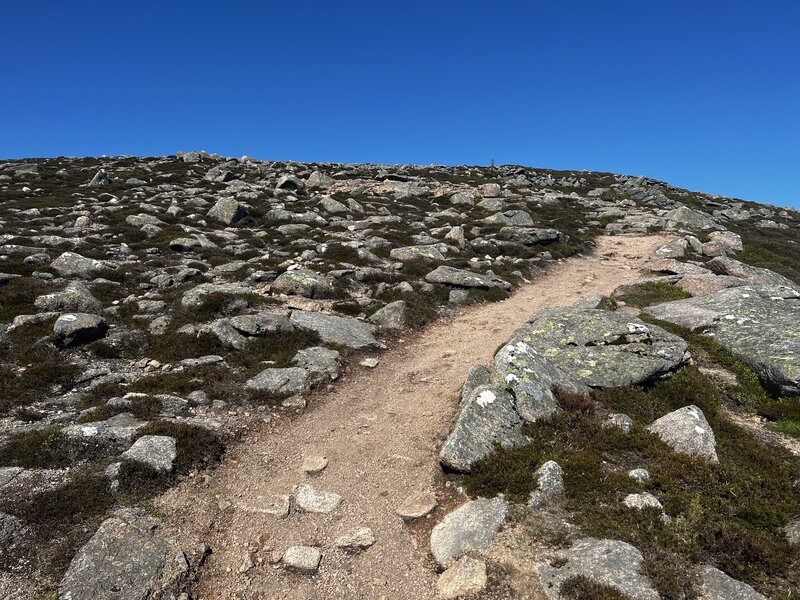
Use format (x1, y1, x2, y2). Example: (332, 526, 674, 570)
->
(290, 310, 377, 349)
(699, 565, 767, 600)
(396, 492, 438, 520)
(334, 527, 375, 551)
(436, 555, 487, 599)
(207, 197, 249, 225)
(430, 496, 508, 568)
(121, 435, 178, 471)
(647, 405, 718, 463)
(53, 312, 108, 347)
(439, 384, 529, 473)
(50, 251, 106, 279)
(282, 545, 322, 572)
(295, 483, 342, 513)
(425, 266, 511, 290)
(271, 269, 335, 299)
(644, 285, 800, 395)
(59, 509, 169, 600)
(536, 538, 659, 600)
(244, 367, 310, 398)
(301, 455, 328, 474)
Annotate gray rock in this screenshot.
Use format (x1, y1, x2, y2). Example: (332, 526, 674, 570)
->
(368, 300, 407, 331)
(35, 282, 102, 313)
(699, 565, 767, 599)
(623, 492, 663, 510)
(318, 196, 349, 214)
(53, 313, 108, 347)
(628, 468, 650, 482)
(282, 545, 321, 572)
(437, 556, 487, 599)
(498, 227, 566, 246)
(429, 496, 508, 568)
(461, 365, 493, 406)
(390, 244, 446, 261)
(59, 509, 169, 600)
(439, 385, 529, 473)
(229, 312, 292, 336)
(307, 170, 334, 189)
(647, 405, 718, 463)
(450, 191, 475, 206)
(180, 282, 251, 309)
(665, 205, 720, 230)
(207, 197, 248, 225)
(0, 511, 27, 549)
(244, 367, 310, 398)
(528, 460, 564, 508)
(334, 527, 375, 551)
(121, 435, 177, 471)
(292, 346, 340, 385)
(785, 518, 800, 545)
(484, 210, 533, 226)
(499, 308, 689, 391)
(208, 318, 248, 350)
(295, 483, 342, 513)
(536, 538, 659, 600)
(708, 231, 743, 252)
(290, 310, 377, 349)
(425, 266, 511, 290)
(644, 285, 800, 395)
(396, 492, 438, 520)
(88, 168, 110, 186)
(706, 256, 799, 291)
(654, 239, 688, 258)
(607, 413, 634, 432)
(272, 269, 335, 299)
(50, 252, 106, 279)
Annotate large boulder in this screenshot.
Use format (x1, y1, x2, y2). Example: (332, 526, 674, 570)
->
(53, 313, 108, 347)
(439, 384, 529, 472)
(536, 538, 659, 599)
(50, 252, 106, 279)
(425, 266, 511, 290)
(59, 509, 169, 600)
(705, 256, 799, 291)
(207, 197, 248, 225)
(664, 206, 720, 230)
(493, 308, 688, 421)
(647, 405, 719, 463)
(290, 310, 377, 349)
(271, 269, 335, 299)
(430, 497, 508, 568)
(644, 285, 800, 395)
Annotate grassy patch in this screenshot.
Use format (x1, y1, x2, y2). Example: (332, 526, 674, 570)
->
(0, 276, 51, 322)
(560, 575, 632, 600)
(614, 281, 691, 308)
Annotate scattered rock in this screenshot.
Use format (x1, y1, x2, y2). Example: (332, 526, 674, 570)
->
(436, 556, 487, 598)
(430, 496, 508, 568)
(295, 483, 342, 513)
(282, 545, 321, 572)
(699, 565, 767, 599)
(648, 405, 718, 463)
(121, 435, 177, 471)
(396, 492, 438, 520)
(334, 527, 375, 551)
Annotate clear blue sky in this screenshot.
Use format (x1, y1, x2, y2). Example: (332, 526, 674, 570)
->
(1, 1, 798, 206)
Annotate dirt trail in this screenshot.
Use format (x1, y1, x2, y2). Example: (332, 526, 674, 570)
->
(158, 234, 673, 600)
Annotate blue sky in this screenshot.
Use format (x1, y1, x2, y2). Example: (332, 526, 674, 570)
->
(1, 1, 798, 206)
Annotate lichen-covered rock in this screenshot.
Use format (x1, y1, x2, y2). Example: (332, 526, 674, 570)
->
(528, 460, 564, 508)
(647, 405, 718, 463)
(425, 266, 511, 290)
(180, 282, 251, 309)
(430, 496, 508, 568)
(368, 300, 407, 331)
(390, 244, 447, 261)
(706, 256, 799, 291)
(292, 346, 340, 385)
(439, 384, 529, 472)
(290, 310, 377, 349)
(460, 365, 493, 406)
(497, 227, 566, 245)
(665, 205, 720, 230)
(536, 538, 659, 600)
(34, 282, 102, 313)
(699, 565, 767, 600)
(500, 308, 689, 390)
(59, 509, 169, 600)
(644, 285, 800, 395)
(50, 252, 106, 279)
(53, 313, 108, 347)
(271, 269, 335, 299)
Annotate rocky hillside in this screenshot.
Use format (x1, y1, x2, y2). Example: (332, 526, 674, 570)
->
(0, 154, 798, 599)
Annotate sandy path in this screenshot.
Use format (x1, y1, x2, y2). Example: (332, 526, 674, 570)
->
(157, 234, 672, 600)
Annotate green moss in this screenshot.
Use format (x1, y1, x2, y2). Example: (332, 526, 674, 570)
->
(614, 281, 692, 308)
